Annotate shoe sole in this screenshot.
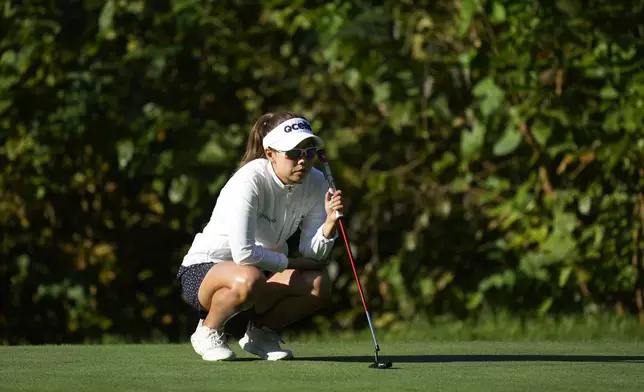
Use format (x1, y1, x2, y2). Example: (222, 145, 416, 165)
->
(242, 347, 292, 361)
(238, 339, 293, 361)
(202, 352, 237, 361)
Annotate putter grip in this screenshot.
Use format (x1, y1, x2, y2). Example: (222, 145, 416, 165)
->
(327, 187, 343, 219)
(317, 150, 344, 218)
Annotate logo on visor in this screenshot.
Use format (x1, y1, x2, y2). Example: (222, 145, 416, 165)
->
(284, 122, 312, 133)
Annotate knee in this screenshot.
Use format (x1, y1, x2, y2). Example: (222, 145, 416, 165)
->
(310, 271, 331, 302)
(230, 267, 265, 305)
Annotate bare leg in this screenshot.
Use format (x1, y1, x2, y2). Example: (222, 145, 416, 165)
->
(253, 269, 331, 330)
(197, 262, 266, 329)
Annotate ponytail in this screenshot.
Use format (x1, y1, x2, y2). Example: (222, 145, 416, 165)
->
(238, 111, 299, 168)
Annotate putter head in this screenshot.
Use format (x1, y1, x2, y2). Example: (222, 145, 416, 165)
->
(369, 361, 393, 369)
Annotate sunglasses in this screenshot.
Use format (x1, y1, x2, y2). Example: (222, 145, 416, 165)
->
(273, 147, 318, 161)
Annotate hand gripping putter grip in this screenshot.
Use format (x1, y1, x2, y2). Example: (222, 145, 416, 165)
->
(317, 149, 393, 370)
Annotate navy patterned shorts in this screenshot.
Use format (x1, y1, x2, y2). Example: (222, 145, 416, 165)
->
(176, 262, 215, 311)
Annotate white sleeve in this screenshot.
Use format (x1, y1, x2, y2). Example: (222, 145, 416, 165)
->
(228, 180, 288, 272)
(298, 184, 337, 260)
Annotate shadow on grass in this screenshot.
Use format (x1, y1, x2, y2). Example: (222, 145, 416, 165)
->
(294, 355, 644, 364)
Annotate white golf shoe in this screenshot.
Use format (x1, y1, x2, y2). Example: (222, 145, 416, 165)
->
(190, 319, 205, 355)
(190, 320, 236, 361)
(238, 322, 293, 361)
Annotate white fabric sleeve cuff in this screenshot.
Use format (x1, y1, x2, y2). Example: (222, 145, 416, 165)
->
(317, 224, 338, 242)
(276, 253, 289, 272)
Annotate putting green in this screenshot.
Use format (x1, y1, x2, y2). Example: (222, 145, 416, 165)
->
(1, 341, 642, 391)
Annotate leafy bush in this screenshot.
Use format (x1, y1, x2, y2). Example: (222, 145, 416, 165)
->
(1, 0, 642, 343)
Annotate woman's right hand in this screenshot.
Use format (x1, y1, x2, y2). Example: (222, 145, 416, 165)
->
(287, 257, 327, 270)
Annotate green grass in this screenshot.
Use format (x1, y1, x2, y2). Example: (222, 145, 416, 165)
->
(295, 312, 644, 342)
(1, 340, 643, 391)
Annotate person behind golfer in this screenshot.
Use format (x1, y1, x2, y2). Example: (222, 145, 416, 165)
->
(176, 111, 344, 361)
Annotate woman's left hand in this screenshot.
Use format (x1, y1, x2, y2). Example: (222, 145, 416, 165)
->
(324, 189, 344, 222)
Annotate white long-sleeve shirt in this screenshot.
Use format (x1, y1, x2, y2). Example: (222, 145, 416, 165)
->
(181, 158, 337, 272)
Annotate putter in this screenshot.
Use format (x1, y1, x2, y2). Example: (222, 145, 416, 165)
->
(317, 149, 393, 370)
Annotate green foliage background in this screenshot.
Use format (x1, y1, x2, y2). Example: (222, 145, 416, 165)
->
(1, 0, 643, 344)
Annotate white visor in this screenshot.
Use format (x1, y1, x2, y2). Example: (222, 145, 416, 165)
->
(262, 118, 324, 151)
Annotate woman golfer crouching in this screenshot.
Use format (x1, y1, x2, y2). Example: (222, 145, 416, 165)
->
(176, 111, 343, 361)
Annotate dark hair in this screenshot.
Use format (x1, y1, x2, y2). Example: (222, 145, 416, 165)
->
(238, 111, 301, 167)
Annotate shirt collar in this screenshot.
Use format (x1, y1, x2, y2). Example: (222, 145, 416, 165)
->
(266, 159, 298, 191)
